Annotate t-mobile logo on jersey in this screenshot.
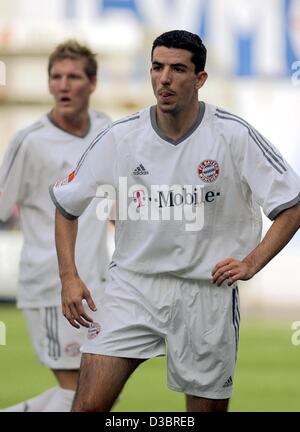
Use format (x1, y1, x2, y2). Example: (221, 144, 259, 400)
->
(158, 188, 202, 208)
(0, 321, 6, 345)
(133, 188, 206, 209)
(157, 188, 220, 208)
(95, 178, 221, 232)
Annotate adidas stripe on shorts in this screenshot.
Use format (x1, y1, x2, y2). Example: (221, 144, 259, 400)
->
(24, 306, 88, 369)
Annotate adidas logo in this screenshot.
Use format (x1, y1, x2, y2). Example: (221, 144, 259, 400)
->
(222, 376, 233, 388)
(133, 163, 149, 175)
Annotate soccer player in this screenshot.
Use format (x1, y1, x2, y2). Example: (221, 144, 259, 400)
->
(50, 30, 300, 412)
(0, 40, 111, 411)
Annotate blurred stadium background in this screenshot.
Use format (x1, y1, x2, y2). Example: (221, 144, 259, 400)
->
(0, 0, 300, 411)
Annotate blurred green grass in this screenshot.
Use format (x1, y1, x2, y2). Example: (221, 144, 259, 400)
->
(0, 304, 299, 412)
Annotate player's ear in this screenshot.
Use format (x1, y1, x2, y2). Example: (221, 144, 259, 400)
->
(195, 71, 208, 90)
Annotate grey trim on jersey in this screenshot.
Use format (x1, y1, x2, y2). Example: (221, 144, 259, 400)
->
(47, 112, 92, 138)
(150, 101, 206, 145)
(49, 185, 78, 221)
(89, 114, 140, 153)
(215, 110, 286, 174)
(76, 114, 140, 174)
(268, 194, 300, 220)
(76, 126, 111, 173)
(50, 114, 140, 220)
(1, 121, 44, 184)
(216, 108, 285, 163)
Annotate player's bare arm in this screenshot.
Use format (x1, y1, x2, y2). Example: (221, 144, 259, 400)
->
(55, 209, 97, 328)
(212, 203, 300, 286)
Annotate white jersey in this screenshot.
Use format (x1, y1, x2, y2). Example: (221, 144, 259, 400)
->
(50, 103, 300, 281)
(0, 111, 111, 307)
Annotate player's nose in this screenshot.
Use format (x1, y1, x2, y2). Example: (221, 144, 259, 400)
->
(160, 67, 172, 85)
(58, 76, 71, 91)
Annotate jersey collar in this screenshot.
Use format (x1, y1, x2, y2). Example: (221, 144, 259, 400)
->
(47, 112, 91, 138)
(150, 101, 205, 146)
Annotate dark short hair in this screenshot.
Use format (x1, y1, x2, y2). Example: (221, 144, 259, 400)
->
(151, 30, 207, 73)
(48, 40, 97, 80)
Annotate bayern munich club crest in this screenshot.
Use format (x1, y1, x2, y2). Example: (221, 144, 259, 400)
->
(64, 342, 81, 357)
(198, 160, 220, 183)
(88, 322, 101, 340)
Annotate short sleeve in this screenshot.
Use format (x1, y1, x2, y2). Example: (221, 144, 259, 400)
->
(240, 125, 300, 220)
(50, 126, 117, 219)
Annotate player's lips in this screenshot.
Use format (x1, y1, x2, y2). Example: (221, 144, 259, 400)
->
(59, 96, 72, 104)
(158, 90, 176, 101)
(158, 89, 175, 97)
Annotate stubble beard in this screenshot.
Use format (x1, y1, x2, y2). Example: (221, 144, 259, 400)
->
(157, 100, 180, 116)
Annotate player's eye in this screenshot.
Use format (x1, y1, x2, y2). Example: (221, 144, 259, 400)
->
(174, 66, 185, 73)
(69, 74, 82, 80)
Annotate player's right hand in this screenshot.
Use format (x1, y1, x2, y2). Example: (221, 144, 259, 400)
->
(61, 275, 97, 328)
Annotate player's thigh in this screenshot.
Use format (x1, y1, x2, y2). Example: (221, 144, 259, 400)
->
(73, 353, 144, 412)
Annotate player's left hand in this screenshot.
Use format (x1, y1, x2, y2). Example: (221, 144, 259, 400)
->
(211, 258, 256, 286)
(61, 275, 97, 329)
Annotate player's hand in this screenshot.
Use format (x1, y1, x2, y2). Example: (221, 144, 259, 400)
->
(61, 275, 97, 329)
(211, 258, 256, 286)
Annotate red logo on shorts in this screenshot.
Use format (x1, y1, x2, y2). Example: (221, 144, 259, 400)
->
(198, 160, 220, 183)
(88, 322, 101, 340)
(65, 342, 81, 357)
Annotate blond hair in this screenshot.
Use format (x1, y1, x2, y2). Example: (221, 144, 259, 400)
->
(48, 40, 97, 80)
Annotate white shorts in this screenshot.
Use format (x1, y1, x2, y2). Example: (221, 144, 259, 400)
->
(24, 306, 87, 369)
(82, 266, 240, 399)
